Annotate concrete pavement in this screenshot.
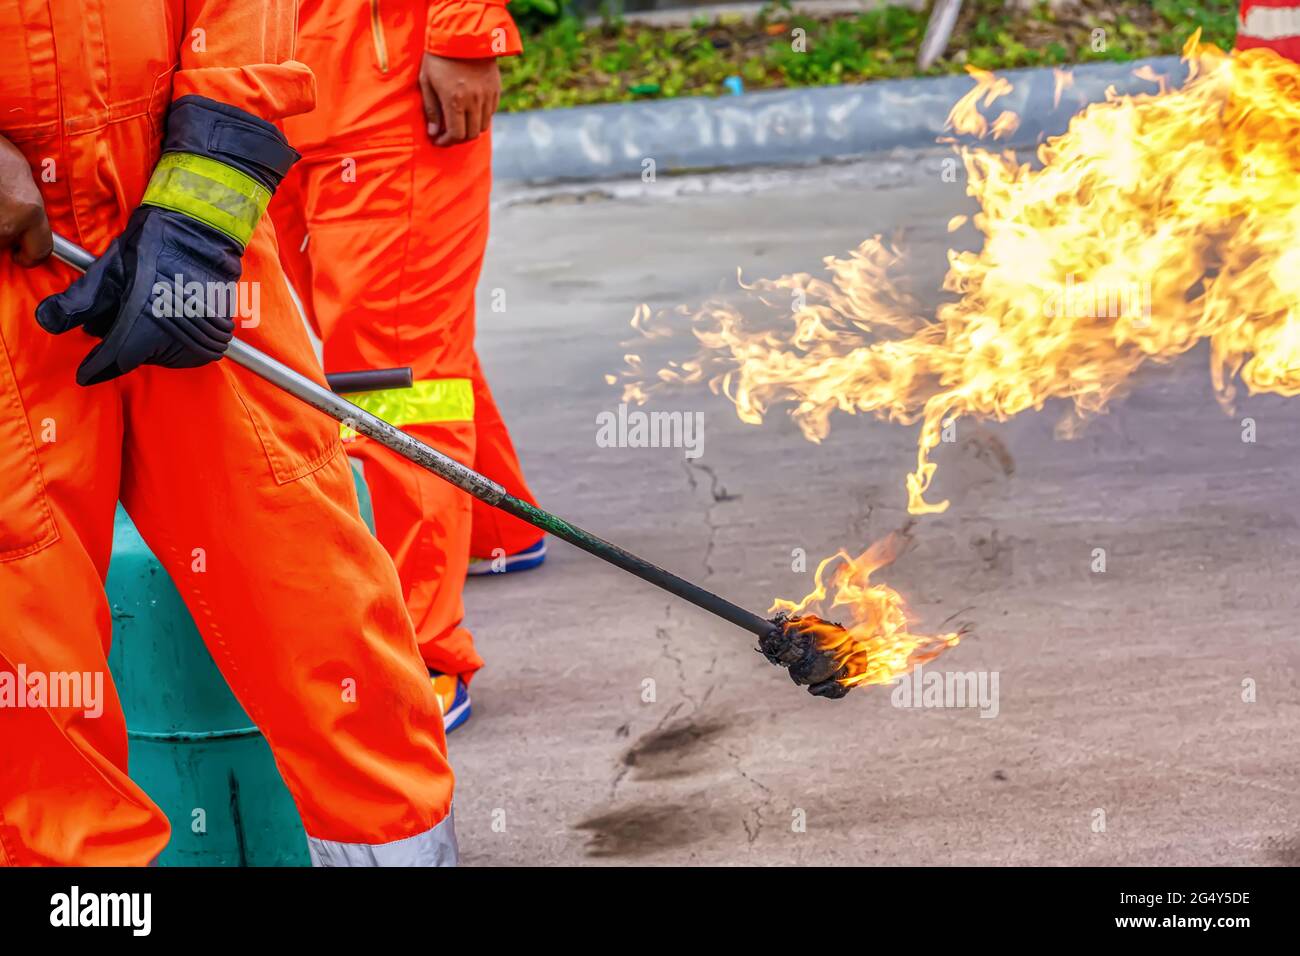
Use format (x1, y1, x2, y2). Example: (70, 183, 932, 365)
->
(451, 151, 1300, 865)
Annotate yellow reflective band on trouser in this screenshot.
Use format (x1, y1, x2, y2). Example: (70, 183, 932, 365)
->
(141, 152, 272, 248)
(340, 378, 474, 437)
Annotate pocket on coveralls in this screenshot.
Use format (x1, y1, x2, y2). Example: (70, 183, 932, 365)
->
(222, 229, 346, 487)
(0, 331, 59, 561)
(226, 359, 345, 487)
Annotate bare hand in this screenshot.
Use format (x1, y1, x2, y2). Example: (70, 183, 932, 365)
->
(419, 54, 501, 147)
(0, 135, 52, 266)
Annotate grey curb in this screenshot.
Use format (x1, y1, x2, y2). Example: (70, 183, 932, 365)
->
(493, 56, 1187, 182)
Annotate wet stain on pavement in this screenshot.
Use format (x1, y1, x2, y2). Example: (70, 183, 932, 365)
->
(621, 717, 730, 781)
(573, 802, 728, 859)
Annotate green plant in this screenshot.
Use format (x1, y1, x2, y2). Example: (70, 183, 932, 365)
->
(508, 0, 568, 34)
(499, 1, 1240, 113)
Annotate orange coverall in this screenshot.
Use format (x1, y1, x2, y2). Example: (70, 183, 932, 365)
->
(0, 0, 454, 866)
(273, 0, 543, 683)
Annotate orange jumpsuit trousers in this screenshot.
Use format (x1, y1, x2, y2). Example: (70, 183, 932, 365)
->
(0, 0, 455, 866)
(273, 0, 543, 683)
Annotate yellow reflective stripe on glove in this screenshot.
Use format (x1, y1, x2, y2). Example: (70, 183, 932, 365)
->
(341, 378, 475, 437)
(140, 152, 272, 248)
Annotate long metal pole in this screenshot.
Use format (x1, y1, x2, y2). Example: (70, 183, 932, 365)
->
(51, 233, 777, 641)
(917, 0, 964, 70)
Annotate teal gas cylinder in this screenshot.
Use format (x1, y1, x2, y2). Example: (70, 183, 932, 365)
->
(105, 460, 374, 866)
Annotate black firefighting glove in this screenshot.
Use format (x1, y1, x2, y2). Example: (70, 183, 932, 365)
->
(36, 96, 298, 385)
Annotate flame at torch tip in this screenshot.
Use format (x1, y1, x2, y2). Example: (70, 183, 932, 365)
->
(770, 533, 961, 690)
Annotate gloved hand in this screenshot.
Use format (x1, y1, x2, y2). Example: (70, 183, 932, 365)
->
(36, 96, 299, 386)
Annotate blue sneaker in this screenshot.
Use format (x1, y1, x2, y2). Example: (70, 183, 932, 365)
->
(466, 539, 547, 577)
(430, 672, 472, 733)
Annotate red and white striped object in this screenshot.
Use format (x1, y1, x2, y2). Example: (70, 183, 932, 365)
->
(1237, 0, 1300, 62)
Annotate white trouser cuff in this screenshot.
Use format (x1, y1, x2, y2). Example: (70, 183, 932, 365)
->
(308, 808, 458, 867)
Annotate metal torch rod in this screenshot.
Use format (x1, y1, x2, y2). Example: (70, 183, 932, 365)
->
(51, 233, 776, 640)
(917, 0, 964, 70)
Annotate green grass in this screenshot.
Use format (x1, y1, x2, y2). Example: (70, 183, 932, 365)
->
(500, 0, 1239, 112)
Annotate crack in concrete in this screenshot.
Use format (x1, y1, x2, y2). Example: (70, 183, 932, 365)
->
(657, 623, 690, 700)
(726, 743, 775, 847)
(849, 499, 875, 542)
(960, 526, 1014, 595)
(682, 459, 740, 579)
(608, 764, 630, 800)
(679, 460, 775, 847)
(656, 603, 699, 715)
(610, 606, 696, 802)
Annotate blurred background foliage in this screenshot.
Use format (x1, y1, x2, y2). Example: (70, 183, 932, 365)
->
(500, 0, 1238, 111)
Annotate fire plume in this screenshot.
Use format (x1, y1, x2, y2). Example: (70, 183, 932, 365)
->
(617, 38, 1300, 517)
(612, 38, 1300, 693)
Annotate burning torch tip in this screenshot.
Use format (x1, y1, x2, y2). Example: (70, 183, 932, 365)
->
(759, 612, 853, 700)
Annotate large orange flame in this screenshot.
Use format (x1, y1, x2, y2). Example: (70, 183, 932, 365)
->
(615, 37, 1300, 690)
(616, 38, 1300, 517)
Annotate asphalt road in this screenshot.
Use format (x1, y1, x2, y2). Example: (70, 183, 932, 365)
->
(450, 151, 1299, 865)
